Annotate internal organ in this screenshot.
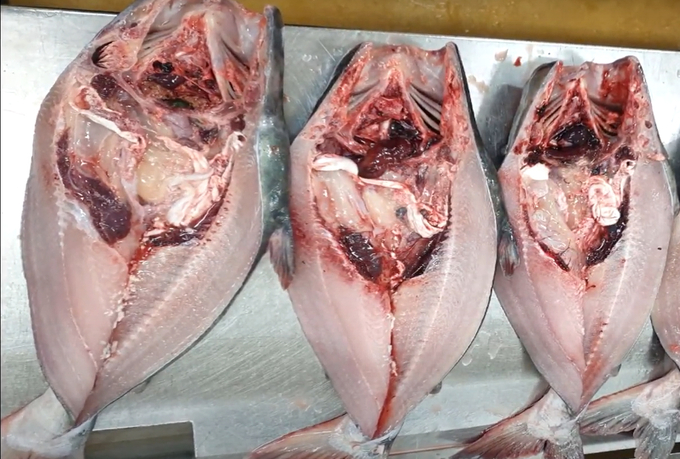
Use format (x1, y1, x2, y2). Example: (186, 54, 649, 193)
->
(58, 11, 249, 261)
(520, 74, 635, 275)
(311, 90, 454, 290)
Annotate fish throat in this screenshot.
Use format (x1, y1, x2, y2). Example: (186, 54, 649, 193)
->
(519, 63, 638, 275)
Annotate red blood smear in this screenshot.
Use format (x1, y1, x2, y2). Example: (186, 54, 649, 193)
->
(514, 57, 522, 67)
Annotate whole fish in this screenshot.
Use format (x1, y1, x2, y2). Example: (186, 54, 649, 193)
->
(251, 42, 500, 459)
(581, 201, 680, 459)
(453, 57, 676, 459)
(0, 0, 287, 457)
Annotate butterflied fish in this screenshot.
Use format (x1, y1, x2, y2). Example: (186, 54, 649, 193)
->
(252, 42, 500, 459)
(1, 1, 288, 457)
(453, 57, 676, 459)
(581, 191, 680, 459)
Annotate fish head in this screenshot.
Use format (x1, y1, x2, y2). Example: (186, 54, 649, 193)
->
(286, 42, 498, 437)
(23, 0, 283, 423)
(495, 56, 676, 411)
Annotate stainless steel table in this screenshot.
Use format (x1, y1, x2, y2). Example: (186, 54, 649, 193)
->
(2, 6, 679, 457)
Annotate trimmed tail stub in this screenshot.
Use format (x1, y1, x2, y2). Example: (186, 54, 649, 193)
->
(6, 0, 287, 457)
(1, 389, 94, 459)
(264, 42, 497, 457)
(473, 56, 675, 459)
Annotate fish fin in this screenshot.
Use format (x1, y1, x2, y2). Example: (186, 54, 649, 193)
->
(430, 381, 443, 395)
(131, 377, 153, 395)
(580, 384, 644, 436)
(246, 414, 395, 459)
(268, 222, 294, 289)
(582, 372, 680, 459)
(452, 391, 582, 459)
(498, 219, 520, 277)
(632, 417, 679, 459)
(1, 389, 94, 459)
(451, 415, 546, 459)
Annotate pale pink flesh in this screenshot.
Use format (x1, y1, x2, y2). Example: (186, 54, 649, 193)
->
(19, 0, 270, 426)
(288, 138, 393, 438)
(494, 58, 675, 414)
(287, 43, 496, 438)
(652, 212, 680, 367)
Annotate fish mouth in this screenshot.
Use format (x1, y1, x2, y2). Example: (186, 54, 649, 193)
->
(309, 44, 459, 292)
(517, 57, 643, 274)
(56, 0, 267, 261)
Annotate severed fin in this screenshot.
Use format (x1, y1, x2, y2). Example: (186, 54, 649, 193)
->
(430, 381, 443, 396)
(632, 418, 678, 459)
(246, 414, 398, 459)
(581, 369, 680, 459)
(268, 220, 294, 289)
(131, 377, 153, 395)
(580, 384, 645, 436)
(452, 390, 583, 459)
(1, 389, 95, 459)
(498, 218, 520, 277)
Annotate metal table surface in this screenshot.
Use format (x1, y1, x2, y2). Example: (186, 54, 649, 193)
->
(1, 6, 679, 458)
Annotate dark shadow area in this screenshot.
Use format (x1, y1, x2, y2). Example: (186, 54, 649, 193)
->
(85, 422, 194, 459)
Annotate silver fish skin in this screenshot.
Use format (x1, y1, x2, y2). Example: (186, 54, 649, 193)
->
(454, 57, 676, 459)
(255, 42, 499, 459)
(581, 207, 680, 459)
(1, 1, 287, 457)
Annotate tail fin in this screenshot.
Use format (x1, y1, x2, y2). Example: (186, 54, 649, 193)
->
(1, 388, 94, 459)
(581, 369, 680, 459)
(452, 390, 583, 459)
(246, 414, 399, 459)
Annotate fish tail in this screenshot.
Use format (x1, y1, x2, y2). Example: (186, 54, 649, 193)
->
(1, 389, 94, 459)
(269, 223, 294, 289)
(633, 418, 678, 459)
(246, 414, 396, 459)
(452, 390, 583, 459)
(581, 370, 680, 459)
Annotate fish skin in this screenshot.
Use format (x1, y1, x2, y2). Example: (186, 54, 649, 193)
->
(256, 41, 498, 458)
(453, 57, 675, 459)
(1, 1, 287, 457)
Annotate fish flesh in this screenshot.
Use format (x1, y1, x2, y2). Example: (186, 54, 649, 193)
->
(453, 57, 676, 459)
(1, 0, 287, 457)
(581, 198, 680, 459)
(251, 41, 500, 459)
